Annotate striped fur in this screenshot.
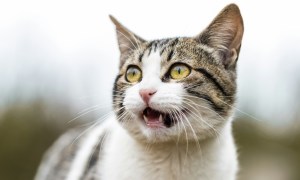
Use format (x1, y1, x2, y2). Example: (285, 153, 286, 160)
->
(35, 121, 109, 180)
(35, 4, 244, 180)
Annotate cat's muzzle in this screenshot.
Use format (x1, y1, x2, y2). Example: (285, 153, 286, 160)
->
(142, 107, 175, 128)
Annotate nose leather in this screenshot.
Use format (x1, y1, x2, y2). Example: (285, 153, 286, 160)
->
(139, 89, 157, 104)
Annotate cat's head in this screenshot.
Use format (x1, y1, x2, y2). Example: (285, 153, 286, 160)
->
(111, 4, 243, 143)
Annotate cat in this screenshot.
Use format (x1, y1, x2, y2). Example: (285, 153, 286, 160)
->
(35, 3, 244, 180)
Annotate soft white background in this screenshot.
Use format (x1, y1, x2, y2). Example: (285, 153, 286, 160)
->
(1, 0, 300, 124)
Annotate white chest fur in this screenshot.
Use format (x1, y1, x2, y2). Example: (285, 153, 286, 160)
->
(99, 119, 238, 180)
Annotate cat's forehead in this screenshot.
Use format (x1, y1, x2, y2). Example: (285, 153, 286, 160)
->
(121, 37, 215, 71)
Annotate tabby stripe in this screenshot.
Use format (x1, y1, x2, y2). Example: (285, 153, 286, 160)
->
(147, 41, 154, 56)
(80, 133, 106, 179)
(34, 130, 81, 180)
(158, 39, 171, 55)
(167, 50, 174, 61)
(146, 41, 154, 49)
(169, 38, 179, 47)
(159, 48, 166, 56)
(186, 89, 223, 113)
(138, 53, 144, 62)
(112, 73, 127, 118)
(139, 47, 149, 62)
(112, 74, 122, 97)
(117, 100, 125, 118)
(159, 40, 170, 55)
(112, 74, 123, 118)
(167, 38, 179, 61)
(159, 38, 178, 57)
(195, 68, 227, 96)
(65, 125, 105, 180)
(153, 41, 158, 52)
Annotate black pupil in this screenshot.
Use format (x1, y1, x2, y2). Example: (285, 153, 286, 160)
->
(132, 70, 136, 76)
(177, 67, 181, 74)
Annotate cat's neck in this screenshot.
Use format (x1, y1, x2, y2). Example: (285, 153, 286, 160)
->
(101, 119, 237, 180)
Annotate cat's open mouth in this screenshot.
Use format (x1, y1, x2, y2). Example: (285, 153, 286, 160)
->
(142, 107, 175, 128)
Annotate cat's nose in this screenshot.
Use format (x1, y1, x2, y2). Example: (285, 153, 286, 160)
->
(139, 89, 157, 105)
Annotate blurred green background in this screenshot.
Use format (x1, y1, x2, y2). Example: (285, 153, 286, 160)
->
(1, 0, 300, 180)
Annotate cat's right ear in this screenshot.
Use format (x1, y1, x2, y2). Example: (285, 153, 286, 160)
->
(195, 4, 244, 70)
(109, 15, 145, 60)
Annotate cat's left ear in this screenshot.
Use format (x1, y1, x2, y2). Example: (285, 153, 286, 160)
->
(195, 4, 244, 70)
(109, 15, 145, 63)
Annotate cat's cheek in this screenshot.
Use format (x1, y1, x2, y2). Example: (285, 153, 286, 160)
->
(123, 85, 145, 115)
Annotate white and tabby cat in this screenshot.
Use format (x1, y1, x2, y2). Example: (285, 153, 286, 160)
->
(35, 4, 244, 180)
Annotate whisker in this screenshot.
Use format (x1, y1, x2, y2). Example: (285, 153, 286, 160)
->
(182, 96, 226, 121)
(215, 97, 261, 121)
(168, 107, 189, 164)
(175, 106, 203, 163)
(72, 105, 126, 145)
(181, 99, 221, 141)
(69, 105, 113, 124)
(183, 89, 260, 121)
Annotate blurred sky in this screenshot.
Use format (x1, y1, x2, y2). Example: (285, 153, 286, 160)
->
(1, 0, 300, 124)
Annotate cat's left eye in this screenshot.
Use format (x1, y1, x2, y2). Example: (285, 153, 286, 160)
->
(126, 66, 142, 83)
(169, 64, 191, 80)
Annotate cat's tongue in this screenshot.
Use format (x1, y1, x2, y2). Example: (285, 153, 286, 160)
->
(143, 108, 164, 128)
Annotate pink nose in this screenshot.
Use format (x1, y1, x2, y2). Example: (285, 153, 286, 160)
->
(139, 89, 157, 104)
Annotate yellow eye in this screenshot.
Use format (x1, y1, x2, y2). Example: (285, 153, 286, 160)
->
(126, 66, 142, 83)
(170, 64, 191, 80)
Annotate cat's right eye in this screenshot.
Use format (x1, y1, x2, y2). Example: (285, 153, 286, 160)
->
(125, 66, 142, 83)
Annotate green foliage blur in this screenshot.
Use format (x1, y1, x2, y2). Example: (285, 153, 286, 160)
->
(0, 100, 74, 180)
(0, 99, 299, 180)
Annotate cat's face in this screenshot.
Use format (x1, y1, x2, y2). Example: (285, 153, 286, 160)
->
(111, 4, 243, 143)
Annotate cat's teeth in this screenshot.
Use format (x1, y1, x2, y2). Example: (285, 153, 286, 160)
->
(159, 114, 163, 123)
(143, 115, 148, 123)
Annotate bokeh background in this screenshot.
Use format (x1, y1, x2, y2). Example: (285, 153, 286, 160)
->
(1, 0, 300, 180)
